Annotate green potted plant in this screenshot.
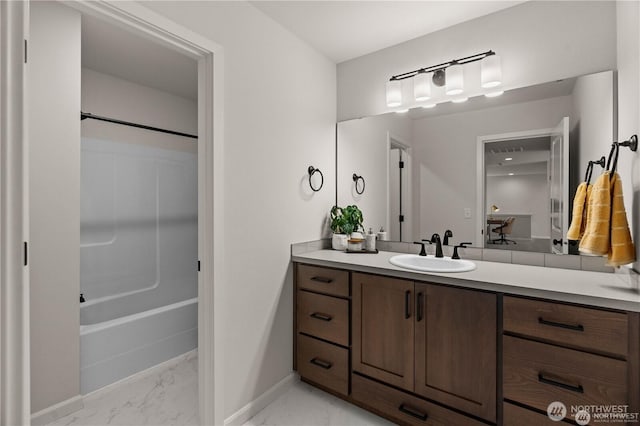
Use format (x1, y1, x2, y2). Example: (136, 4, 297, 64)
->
(330, 205, 364, 250)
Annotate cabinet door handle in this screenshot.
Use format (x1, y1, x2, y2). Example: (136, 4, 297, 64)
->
(310, 276, 333, 283)
(398, 404, 428, 421)
(538, 373, 584, 393)
(310, 312, 332, 322)
(310, 357, 332, 369)
(538, 317, 584, 332)
(405, 290, 411, 319)
(417, 292, 424, 322)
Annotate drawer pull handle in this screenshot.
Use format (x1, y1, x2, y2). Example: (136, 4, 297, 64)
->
(310, 276, 333, 283)
(310, 357, 332, 369)
(310, 312, 332, 322)
(538, 373, 584, 394)
(538, 317, 584, 332)
(398, 404, 428, 421)
(405, 290, 411, 319)
(417, 292, 424, 322)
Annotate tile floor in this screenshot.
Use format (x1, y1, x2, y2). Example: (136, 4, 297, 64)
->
(47, 351, 391, 426)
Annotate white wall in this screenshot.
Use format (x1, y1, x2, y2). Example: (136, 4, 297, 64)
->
(412, 96, 572, 245)
(337, 113, 412, 238)
(486, 174, 550, 238)
(570, 71, 614, 187)
(29, 1, 81, 413)
(337, 1, 616, 120)
(616, 1, 640, 271)
(140, 1, 337, 419)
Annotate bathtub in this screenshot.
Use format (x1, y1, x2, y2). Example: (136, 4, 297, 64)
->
(80, 297, 198, 394)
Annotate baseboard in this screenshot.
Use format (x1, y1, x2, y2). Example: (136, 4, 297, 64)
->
(31, 395, 84, 426)
(224, 373, 296, 426)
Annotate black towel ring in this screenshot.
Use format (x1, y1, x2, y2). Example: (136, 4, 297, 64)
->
(307, 166, 324, 192)
(352, 173, 365, 195)
(606, 143, 620, 173)
(584, 156, 605, 184)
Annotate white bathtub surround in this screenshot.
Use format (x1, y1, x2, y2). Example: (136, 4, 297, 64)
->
(47, 351, 198, 426)
(242, 379, 392, 426)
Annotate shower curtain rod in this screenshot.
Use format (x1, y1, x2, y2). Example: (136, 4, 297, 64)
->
(80, 112, 198, 139)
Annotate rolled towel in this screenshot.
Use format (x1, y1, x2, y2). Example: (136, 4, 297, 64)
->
(579, 172, 611, 256)
(567, 182, 589, 241)
(607, 172, 636, 266)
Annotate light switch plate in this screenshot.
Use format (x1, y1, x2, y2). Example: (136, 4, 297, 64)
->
(464, 208, 471, 218)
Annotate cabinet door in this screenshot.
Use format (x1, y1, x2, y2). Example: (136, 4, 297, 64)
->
(352, 272, 414, 391)
(414, 283, 497, 422)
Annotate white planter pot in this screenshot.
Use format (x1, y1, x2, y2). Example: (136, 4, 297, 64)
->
(332, 233, 348, 251)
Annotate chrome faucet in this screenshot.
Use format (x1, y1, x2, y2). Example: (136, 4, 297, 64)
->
(443, 229, 453, 245)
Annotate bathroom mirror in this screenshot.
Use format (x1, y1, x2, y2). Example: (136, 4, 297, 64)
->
(337, 70, 615, 254)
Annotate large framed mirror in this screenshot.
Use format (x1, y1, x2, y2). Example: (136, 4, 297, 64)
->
(337, 70, 615, 255)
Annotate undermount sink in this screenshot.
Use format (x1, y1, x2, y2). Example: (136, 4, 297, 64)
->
(389, 254, 476, 273)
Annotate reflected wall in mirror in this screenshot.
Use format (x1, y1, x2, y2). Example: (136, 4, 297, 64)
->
(337, 70, 615, 255)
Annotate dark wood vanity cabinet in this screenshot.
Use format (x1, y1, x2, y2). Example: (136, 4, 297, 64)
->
(351, 272, 496, 424)
(294, 262, 640, 426)
(352, 272, 415, 391)
(414, 283, 497, 422)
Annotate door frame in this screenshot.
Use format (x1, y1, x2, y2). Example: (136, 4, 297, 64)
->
(476, 127, 553, 247)
(387, 132, 412, 241)
(2, 1, 226, 424)
(0, 2, 31, 424)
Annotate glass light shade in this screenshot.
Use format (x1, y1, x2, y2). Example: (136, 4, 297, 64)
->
(481, 55, 502, 88)
(413, 72, 431, 101)
(445, 64, 464, 95)
(386, 80, 402, 107)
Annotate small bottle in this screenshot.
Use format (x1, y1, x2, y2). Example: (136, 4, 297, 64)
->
(377, 226, 388, 241)
(366, 227, 377, 251)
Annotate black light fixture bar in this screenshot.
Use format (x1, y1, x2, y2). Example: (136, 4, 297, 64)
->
(390, 50, 495, 81)
(80, 112, 198, 139)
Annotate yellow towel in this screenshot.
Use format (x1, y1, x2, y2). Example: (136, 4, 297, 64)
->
(579, 172, 611, 256)
(607, 172, 635, 266)
(567, 182, 591, 240)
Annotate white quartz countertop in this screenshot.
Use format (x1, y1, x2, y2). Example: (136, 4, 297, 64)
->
(292, 249, 640, 312)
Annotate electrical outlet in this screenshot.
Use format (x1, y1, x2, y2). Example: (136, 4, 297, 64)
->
(464, 208, 472, 219)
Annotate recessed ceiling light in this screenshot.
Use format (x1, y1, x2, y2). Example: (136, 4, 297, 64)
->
(508, 172, 514, 176)
(451, 97, 468, 103)
(485, 90, 504, 98)
(505, 157, 513, 161)
(422, 104, 437, 109)
(396, 109, 409, 114)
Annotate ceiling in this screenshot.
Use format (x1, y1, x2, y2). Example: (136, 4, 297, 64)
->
(251, 1, 525, 63)
(82, 14, 198, 100)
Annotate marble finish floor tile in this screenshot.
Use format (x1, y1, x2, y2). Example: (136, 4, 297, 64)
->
(243, 379, 393, 426)
(48, 351, 198, 426)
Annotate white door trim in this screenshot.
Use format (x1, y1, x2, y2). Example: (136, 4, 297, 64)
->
(0, 1, 31, 425)
(43, 1, 224, 424)
(476, 128, 553, 247)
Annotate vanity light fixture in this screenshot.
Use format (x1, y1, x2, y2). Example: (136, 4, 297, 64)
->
(385, 50, 499, 107)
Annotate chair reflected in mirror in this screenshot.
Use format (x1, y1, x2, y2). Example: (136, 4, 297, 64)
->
(490, 217, 517, 244)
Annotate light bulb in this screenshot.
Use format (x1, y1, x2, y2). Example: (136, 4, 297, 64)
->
(446, 63, 464, 95)
(386, 80, 402, 107)
(481, 54, 502, 88)
(413, 72, 431, 102)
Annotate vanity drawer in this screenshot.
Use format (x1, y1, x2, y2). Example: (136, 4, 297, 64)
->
(297, 264, 349, 298)
(503, 402, 556, 426)
(503, 296, 628, 357)
(297, 334, 348, 396)
(351, 374, 485, 426)
(297, 290, 349, 346)
(504, 336, 627, 411)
